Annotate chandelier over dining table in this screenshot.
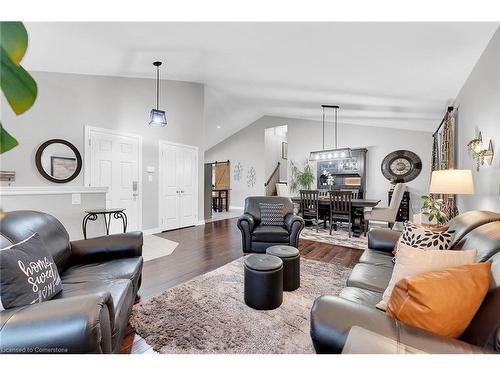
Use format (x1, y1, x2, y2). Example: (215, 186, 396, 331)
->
(309, 105, 352, 161)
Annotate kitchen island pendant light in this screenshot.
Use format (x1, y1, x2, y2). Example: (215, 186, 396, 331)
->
(148, 61, 167, 127)
(309, 105, 351, 161)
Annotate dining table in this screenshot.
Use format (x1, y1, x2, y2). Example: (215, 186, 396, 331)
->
(291, 196, 381, 237)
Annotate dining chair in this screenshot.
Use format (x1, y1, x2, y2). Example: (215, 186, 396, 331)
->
(348, 189, 360, 199)
(220, 190, 228, 211)
(300, 190, 322, 232)
(318, 189, 329, 198)
(328, 190, 352, 237)
(363, 182, 406, 235)
(318, 189, 331, 227)
(212, 191, 220, 212)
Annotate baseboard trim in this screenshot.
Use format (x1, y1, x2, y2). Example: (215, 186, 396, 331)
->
(142, 227, 163, 235)
(229, 206, 244, 210)
(197, 220, 205, 226)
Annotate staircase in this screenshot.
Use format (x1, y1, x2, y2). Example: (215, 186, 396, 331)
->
(264, 162, 281, 196)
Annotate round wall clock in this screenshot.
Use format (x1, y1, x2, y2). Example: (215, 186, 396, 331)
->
(381, 150, 422, 183)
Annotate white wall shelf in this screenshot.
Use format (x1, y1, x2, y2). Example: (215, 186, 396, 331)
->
(0, 186, 108, 196)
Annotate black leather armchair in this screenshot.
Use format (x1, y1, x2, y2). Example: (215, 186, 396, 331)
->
(237, 196, 305, 253)
(0, 210, 143, 354)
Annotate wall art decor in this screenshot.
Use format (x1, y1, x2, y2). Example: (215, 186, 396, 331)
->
(233, 162, 243, 181)
(247, 167, 256, 187)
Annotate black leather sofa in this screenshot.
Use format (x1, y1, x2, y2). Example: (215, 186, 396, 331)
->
(237, 196, 305, 253)
(310, 210, 500, 354)
(0, 210, 143, 354)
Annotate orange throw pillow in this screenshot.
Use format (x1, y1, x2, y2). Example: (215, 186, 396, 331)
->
(387, 263, 491, 338)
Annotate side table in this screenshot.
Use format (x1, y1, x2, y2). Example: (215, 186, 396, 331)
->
(82, 208, 127, 239)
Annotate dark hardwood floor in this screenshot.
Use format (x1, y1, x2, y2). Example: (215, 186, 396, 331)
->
(120, 217, 362, 354)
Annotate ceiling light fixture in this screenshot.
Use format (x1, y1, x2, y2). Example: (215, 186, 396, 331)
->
(148, 61, 167, 127)
(309, 105, 351, 161)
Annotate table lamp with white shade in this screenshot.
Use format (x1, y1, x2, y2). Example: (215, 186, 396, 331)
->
(429, 169, 474, 218)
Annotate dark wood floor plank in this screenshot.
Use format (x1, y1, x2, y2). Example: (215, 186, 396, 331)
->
(121, 218, 362, 353)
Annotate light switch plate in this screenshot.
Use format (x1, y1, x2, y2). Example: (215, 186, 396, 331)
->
(148, 175, 153, 182)
(71, 193, 81, 205)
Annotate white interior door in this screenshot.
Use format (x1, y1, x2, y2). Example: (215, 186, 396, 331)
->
(161, 144, 181, 230)
(159, 141, 197, 231)
(86, 127, 142, 233)
(178, 146, 196, 227)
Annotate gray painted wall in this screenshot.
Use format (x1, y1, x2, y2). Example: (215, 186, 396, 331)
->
(205, 115, 433, 214)
(0, 71, 205, 230)
(204, 116, 287, 209)
(454, 27, 500, 213)
(1, 193, 107, 240)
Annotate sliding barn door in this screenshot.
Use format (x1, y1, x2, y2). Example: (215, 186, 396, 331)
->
(215, 162, 230, 189)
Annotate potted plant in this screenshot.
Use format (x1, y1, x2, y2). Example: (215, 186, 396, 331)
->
(421, 195, 448, 228)
(289, 159, 315, 192)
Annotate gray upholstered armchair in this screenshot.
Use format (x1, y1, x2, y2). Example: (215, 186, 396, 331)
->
(237, 196, 305, 253)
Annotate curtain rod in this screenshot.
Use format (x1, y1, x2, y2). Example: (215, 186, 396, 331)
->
(432, 106, 454, 136)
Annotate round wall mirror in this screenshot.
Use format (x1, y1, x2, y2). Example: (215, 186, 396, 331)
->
(35, 139, 82, 183)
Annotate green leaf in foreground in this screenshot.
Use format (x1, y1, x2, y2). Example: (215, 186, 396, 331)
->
(0, 46, 37, 114)
(0, 22, 28, 65)
(0, 122, 19, 154)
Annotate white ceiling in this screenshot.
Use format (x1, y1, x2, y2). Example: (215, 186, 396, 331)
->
(23, 22, 499, 149)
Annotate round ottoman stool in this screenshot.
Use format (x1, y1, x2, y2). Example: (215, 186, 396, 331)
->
(244, 254, 283, 310)
(266, 245, 300, 291)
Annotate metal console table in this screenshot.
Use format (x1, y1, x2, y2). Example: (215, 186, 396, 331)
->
(82, 208, 127, 239)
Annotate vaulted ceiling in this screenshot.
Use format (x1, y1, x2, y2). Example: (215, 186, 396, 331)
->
(24, 22, 499, 148)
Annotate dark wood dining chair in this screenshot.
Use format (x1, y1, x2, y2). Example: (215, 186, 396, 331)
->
(212, 191, 220, 212)
(219, 190, 228, 211)
(348, 189, 360, 199)
(318, 189, 331, 228)
(328, 190, 352, 237)
(318, 190, 329, 198)
(300, 190, 321, 232)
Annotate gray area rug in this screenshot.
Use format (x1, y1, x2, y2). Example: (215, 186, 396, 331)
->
(130, 257, 351, 354)
(300, 226, 368, 249)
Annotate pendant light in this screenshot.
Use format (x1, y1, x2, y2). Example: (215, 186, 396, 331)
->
(309, 105, 351, 161)
(148, 61, 167, 127)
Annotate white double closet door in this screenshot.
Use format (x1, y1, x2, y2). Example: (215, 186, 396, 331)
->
(159, 141, 198, 231)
